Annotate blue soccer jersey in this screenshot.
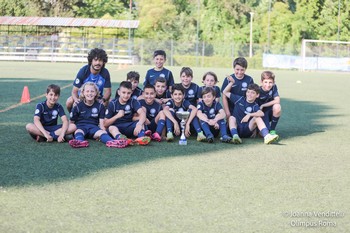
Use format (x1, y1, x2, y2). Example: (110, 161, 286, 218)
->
(73, 64, 111, 97)
(165, 99, 192, 113)
(257, 85, 279, 106)
(229, 94, 260, 123)
(139, 99, 162, 121)
(144, 68, 174, 88)
(34, 101, 66, 126)
(70, 101, 105, 126)
(197, 100, 223, 119)
(156, 90, 171, 100)
(106, 98, 142, 124)
(197, 86, 221, 99)
(221, 74, 254, 97)
(183, 83, 200, 106)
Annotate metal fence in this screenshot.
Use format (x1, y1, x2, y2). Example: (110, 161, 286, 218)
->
(0, 34, 308, 69)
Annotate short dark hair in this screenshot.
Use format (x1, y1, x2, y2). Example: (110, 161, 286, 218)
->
(261, 71, 275, 82)
(201, 86, 216, 97)
(180, 67, 193, 77)
(47, 84, 60, 95)
(155, 76, 166, 84)
(87, 48, 108, 66)
(233, 57, 248, 69)
(153, 50, 166, 59)
(127, 71, 140, 82)
(144, 84, 155, 91)
(119, 81, 132, 90)
(172, 84, 185, 94)
(247, 83, 260, 94)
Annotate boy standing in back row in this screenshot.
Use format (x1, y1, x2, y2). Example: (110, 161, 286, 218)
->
(143, 50, 174, 92)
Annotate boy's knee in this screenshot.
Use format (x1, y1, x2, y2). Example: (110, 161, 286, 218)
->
(273, 104, 281, 115)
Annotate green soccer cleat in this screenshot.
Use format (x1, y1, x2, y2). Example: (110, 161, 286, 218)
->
(269, 130, 277, 135)
(197, 131, 207, 142)
(231, 134, 242, 144)
(264, 133, 279, 144)
(166, 132, 174, 142)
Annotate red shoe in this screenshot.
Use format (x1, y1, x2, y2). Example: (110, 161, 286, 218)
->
(69, 139, 89, 148)
(133, 136, 151, 145)
(106, 139, 131, 148)
(151, 132, 161, 142)
(145, 130, 152, 136)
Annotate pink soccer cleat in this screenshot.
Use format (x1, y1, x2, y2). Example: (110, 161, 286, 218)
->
(69, 139, 89, 148)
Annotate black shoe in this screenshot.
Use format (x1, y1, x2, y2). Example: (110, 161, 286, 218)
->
(207, 136, 214, 143)
(36, 135, 47, 142)
(64, 134, 74, 141)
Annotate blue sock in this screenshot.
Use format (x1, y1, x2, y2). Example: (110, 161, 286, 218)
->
(261, 128, 269, 137)
(270, 116, 280, 130)
(230, 128, 238, 136)
(100, 133, 113, 144)
(200, 121, 211, 137)
(156, 119, 165, 135)
(166, 117, 173, 132)
(191, 117, 202, 133)
(137, 129, 145, 138)
(50, 131, 58, 140)
(218, 119, 228, 136)
(75, 132, 85, 141)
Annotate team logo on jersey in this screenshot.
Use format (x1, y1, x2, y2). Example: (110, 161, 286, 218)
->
(269, 90, 273, 96)
(178, 107, 184, 112)
(241, 82, 248, 91)
(166, 101, 171, 106)
(150, 108, 156, 117)
(245, 106, 253, 114)
(160, 73, 165, 78)
(132, 95, 137, 99)
(52, 110, 58, 119)
(105, 109, 109, 115)
(97, 79, 103, 86)
(91, 107, 98, 117)
(197, 104, 201, 109)
(92, 108, 98, 114)
(75, 79, 80, 84)
(209, 108, 215, 115)
(188, 89, 194, 96)
(35, 109, 40, 114)
(70, 112, 73, 118)
(125, 105, 131, 111)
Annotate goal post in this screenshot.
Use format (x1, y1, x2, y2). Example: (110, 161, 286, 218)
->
(301, 39, 350, 71)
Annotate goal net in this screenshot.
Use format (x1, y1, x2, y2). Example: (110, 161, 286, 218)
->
(301, 39, 350, 71)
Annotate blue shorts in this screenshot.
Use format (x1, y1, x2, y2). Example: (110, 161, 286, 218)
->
(237, 122, 253, 138)
(115, 121, 138, 138)
(77, 124, 101, 139)
(43, 124, 62, 133)
(146, 119, 157, 132)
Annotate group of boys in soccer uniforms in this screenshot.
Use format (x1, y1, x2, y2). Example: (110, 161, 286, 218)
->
(26, 49, 281, 148)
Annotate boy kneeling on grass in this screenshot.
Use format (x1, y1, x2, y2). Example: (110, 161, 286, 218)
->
(26, 84, 76, 143)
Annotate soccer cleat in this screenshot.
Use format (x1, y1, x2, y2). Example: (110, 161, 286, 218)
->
(151, 132, 162, 142)
(197, 131, 207, 142)
(264, 133, 279, 144)
(220, 135, 232, 143)
(106, 139, 130, 148)
(166, 132, 174, 142)
(69, 139, 89, 148)
(269, 130, 277, 135)
(207, 135, 214, 143)
(231, 134, 242, 144)
(145, 130, 152, 137)
(134, 136, 151, 145)
(36, 135, 47, 142)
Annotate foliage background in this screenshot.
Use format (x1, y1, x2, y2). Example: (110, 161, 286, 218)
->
(1, 0, 349, 51)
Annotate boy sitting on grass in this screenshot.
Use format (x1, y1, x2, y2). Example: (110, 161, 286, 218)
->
(26, 84, 76, 143)
(163, 84, 206, 142)
(105, 81, 150, 145)
(222, 77, 279, 144)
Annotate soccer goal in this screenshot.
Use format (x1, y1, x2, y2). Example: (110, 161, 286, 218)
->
(301, 39, 350, 71)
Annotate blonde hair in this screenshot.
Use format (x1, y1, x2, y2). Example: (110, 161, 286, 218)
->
(79, 82, 100, 101)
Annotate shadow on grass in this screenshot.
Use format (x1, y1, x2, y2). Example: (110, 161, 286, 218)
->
(0, 80, 336, 187)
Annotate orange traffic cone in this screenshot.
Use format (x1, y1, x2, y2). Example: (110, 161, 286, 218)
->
(20, 86, 31, 103)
